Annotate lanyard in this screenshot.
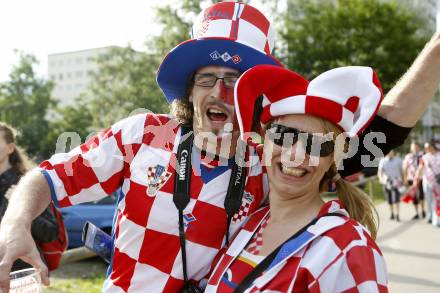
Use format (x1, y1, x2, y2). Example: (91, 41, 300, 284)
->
(234, 212, 343, 293)
(173, 126, 248, 285)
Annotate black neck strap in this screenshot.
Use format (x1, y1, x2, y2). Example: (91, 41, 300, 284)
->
(234, 212, 344, 293)
(173, 126, 193, 283)
(224, 139, 248, 244)
(173, 126, 248, 285)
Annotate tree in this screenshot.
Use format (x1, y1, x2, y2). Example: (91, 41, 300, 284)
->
(153, 0, 203, 56)
(81, 47, 167, 128)
(280, 0, 429, 93)
(0, 52, 56, 159)
(43, 98, 94, 158)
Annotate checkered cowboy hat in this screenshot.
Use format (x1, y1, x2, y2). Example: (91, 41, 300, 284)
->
(234, 65, 383, 138)
(156, 2, 282, 103)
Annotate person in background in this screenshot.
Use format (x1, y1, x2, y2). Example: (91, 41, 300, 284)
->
(378, 150, 403, 221)
(403, 141, 425, 219)
(416, 140, 440, 226)
(0, 122, 59, 271)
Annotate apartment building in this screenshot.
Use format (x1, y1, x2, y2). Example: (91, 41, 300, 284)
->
(48, 46, 119, 106)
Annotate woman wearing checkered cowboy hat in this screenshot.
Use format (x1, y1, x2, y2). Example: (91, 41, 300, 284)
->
(206, 65, 387, 292)
(0, 1, 439, 292)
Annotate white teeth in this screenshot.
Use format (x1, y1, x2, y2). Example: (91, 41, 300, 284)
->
(281, 165, 307, 177)
(208, 109, 224, 114)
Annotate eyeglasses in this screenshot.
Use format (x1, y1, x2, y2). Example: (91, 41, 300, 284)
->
(267, 124, 335, 157)
(194, 73, 239, 88)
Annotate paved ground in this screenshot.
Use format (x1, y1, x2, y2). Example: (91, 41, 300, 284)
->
(376, 202, 440, 292)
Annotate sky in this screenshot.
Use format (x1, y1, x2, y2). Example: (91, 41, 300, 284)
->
(0, 0, 174, 81)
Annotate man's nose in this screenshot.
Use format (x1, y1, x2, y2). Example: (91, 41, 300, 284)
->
(210, 79, 234, 105)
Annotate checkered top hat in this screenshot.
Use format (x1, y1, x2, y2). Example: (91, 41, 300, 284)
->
(156, 2, 282, 103)
(234, 65, 383, 138)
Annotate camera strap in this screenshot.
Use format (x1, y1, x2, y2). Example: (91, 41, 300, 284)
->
(173, 126, 247, 284)
(233, 212, 344, 293)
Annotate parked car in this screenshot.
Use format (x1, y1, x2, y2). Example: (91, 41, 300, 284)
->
(61, 195, 116, 248)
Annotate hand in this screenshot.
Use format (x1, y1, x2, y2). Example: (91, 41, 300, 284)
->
(0, 222, 49, 292)
(4, 186, 16, 201)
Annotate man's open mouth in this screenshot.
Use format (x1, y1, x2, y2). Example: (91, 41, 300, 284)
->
(206, 107, 229, 122)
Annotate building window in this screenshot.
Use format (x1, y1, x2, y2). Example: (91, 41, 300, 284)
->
(76, 71, 83, 78)
(58, 73, 63, 80)
(66, 72, 72, 79)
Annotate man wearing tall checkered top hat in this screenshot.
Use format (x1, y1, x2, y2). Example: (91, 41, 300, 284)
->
(0, 2, 439, 292)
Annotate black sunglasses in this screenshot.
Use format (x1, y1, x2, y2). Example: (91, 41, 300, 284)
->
(267, 124, 335, 157)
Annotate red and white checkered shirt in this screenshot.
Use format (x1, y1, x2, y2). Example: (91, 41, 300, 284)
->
(403, 152, 423, 181)
(207, 200, 388, 292)
(39, 113, 268, 292)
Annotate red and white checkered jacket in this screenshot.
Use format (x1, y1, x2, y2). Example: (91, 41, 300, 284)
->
(39, 113, 268, 292)
(206, 200, 388, 292)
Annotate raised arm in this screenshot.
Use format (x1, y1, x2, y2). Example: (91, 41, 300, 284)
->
(342, 33, 440, 176)
(378, 32, 440, 127)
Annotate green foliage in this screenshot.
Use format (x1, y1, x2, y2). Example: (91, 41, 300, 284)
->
(153, 1, 201, 55)
(43, 98, 94, 158)
(81, 47, 167, 128)
(0, 52, 56, 159)
(280, 0, 429, 92)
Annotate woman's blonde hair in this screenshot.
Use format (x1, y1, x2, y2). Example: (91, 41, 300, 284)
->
(320, 119, 379, 239)
(0, 122, 34, 175)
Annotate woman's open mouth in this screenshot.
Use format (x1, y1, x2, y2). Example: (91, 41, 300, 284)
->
(279, 163, 309, 178)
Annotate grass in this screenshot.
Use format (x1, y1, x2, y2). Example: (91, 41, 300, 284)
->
(45, 274, 105, 293)
(322, 178, 385, 204)
(361, 179, 385, 203)
(45, 258, 107, 293)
